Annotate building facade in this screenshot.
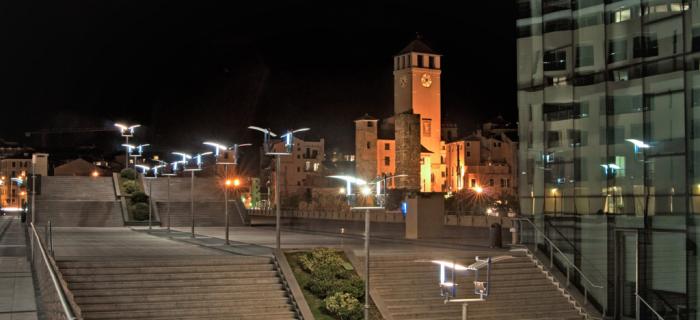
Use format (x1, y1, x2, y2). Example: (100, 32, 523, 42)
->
(355, 38, 447, 192)
(444, 127, 518, 198)
(518, 0, 699, 318)
(0, 154, 48, 208)
(269, 136, 325, 199)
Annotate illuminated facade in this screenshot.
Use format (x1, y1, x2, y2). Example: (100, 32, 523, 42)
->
(0, 155, 48, 208)
(444, 127, 518, 198)
(355, 38, 447, 192)
(518, 0, 699, 318)
(269, 136, 325, 197)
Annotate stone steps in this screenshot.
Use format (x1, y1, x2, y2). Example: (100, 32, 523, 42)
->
(366, 253, 584, 320)
(59, 256, 297, 320)
(34, 201, 123, 227)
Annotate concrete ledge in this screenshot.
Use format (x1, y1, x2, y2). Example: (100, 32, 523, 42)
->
(274, 249, 315, 320)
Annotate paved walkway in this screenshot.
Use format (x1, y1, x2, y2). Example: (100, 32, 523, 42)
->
(0, 213, 37, 320)
(50, 227, 227, 260)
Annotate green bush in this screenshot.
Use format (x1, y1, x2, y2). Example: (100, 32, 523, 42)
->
(122, 180, 140, 194)
(131, 202, 150, 221)
(334, 278, 364, 300)
(299, 248, 346, 274)
(120, 168, 138, 180)
(324, 292, 363, 320)
(130, 191, 149, 204)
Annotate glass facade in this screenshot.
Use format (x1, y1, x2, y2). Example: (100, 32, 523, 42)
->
(517, 0, 698, 318)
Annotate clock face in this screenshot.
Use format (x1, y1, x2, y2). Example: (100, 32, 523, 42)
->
(399, 75, 408, 88)
(421, 73, 432, 88)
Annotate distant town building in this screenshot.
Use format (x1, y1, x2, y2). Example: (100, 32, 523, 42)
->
(0, 154, 48, 208)
(444, 121, 518, 199)
(267, 136, 325, 199)
(355, 37, 447, 192)
(54, 158, 112, 176)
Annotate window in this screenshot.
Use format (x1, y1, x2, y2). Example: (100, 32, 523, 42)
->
(429, 56, 435, 68)
(576, 45, 594, 67)
(367, 142, 371, 149)
(12, 162, 16, 168)
(418, 55, 424, 67)
(467, 151, 471, 157)
(612, 8, 631, 23)
(431, 174, 435, 183)
(543, 49, 567, 71)
(422, 119, 432, 137)
(501, 179, 506, 187)
(489, 179, 494, 186)
(384, 157, 390, 166)
(466, 142, 470, 147)
(384, 143, 390, 150)
(440, 156, 444, 164)
(441, 171, 446, 178)
(547, 131, 561, 147)
(471, 179, 476, 188)
(297, 167, 300, 172)
(633, 34, 658, 58)
(367, 122, 373, 127)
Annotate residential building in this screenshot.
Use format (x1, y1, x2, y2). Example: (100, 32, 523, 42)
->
(0, 154, 48, 208)
(517, 0, 697, 318)
(268, 136, 325, 198)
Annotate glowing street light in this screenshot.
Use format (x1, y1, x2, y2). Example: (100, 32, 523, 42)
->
(115, 123, 140, 169)
(173, 151, 212, 238)
(203, 141, 252, 245)
(249, 125, 311, 251)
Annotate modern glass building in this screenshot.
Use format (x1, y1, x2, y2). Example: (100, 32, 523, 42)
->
(517, 0, 700, 318)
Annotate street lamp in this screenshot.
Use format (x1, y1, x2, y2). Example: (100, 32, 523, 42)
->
(115, 123, 140, 169)
(161, 160, 182, 233)
(173, 151, 212, 238)
(203, 141, 251, 245)
(327, 174, 381, 320)
(249, 125, 310, 251)
(30, 153, 47, 224)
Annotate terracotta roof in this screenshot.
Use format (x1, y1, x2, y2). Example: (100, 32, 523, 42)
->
(398, 38, 437, 55)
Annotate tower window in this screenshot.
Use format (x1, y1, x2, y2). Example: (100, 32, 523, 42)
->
(429, 56, 435, 68)
(418, 55, 424, 67)
(384, 157, 390, 166)
(384, 143, 390, 150)
(367, 122, 373, 127)
(422, 119, 432, 137)
(367, 142, 371, 149)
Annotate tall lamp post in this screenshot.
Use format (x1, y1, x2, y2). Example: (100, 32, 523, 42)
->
(161, 160, 182, 233)
(203, 142, 251, 245)
(136, 163, 163, 231)
(114, 123, 140, 169)
(174, 151, 211, 238)
(249, 126, 310, 251)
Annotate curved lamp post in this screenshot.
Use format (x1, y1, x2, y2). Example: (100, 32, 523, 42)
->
(173, 151, 211, 238)
(203, 141, 251, 245)
(115, 123, 140, 169)
(249, 126, 310, 251)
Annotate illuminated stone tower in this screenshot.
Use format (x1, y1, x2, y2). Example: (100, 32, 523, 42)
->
(393, 37, 443, 191)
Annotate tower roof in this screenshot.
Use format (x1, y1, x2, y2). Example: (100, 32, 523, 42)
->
(398, 37, 437, 55)
(355, 113, 378, 121)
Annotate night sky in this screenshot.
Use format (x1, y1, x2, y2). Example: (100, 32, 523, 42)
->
(0, 1, 517, 157)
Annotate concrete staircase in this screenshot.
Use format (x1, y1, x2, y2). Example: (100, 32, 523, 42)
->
(34, 176, 123, 227)
(366, 252, 586, 320)
(156, 201, 245, 227)
(148, 177, 223, 202)
(39, 177, 116, 200)
(34, 201, 123, 227)
(57, 256, 298, 320)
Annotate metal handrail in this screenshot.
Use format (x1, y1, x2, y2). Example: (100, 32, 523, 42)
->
(29, 222, 77, 320)
(516, 218, 604, 290)
(637, 293, 665, 320)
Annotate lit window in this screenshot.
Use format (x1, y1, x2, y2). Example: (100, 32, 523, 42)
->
(470, 179, 476, 188)
(422, 119, 432, 137)
(613, 8, 631, 23)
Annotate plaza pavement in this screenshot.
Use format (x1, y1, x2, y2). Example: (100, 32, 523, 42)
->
(0, 213, 36, 320)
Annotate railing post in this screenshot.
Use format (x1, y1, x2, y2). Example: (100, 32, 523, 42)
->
(566, 266, 570, 287)
(549, 243, 554, 269)
(49, 220, 53, 258)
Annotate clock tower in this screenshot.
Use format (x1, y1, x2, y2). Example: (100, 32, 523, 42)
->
(393, 37, 443, 191)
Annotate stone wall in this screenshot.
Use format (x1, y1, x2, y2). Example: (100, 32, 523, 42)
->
(394, 113, 420, 190)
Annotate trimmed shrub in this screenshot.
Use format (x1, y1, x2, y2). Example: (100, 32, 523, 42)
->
(299, 248, 346, 274)
(324, 292, 363, 320)
(131, 202, 150, 221)
(120, 168, 138, 180)
(130, 191, 149, 204)
(334, 277, 364, 300)
(122, 180, 140, 194)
